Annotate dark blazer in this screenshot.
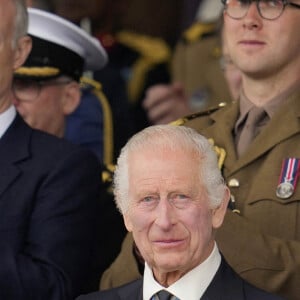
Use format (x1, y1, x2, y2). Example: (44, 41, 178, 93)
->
(77, 257, 284, 300)
(0, 114, 101, 299)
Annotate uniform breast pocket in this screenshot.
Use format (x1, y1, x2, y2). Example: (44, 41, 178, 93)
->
(246, 184, 300, 239)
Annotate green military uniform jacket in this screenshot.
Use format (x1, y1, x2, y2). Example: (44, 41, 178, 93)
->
(101, 91, 300, 300)
(183, 90, 300, 299)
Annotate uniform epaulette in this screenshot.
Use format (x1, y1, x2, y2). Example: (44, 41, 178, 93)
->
(171, 102, 227, 126)
(116, 30, 171, 63)
(116, 30, 172, 103)
(182, 22, 217, 44)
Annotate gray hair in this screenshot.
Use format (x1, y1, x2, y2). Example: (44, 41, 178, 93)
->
(11, 0, 28, 48)
(113, 125, 227, 214)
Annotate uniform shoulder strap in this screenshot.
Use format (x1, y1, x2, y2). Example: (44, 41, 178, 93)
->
(182, 22, 217, 44)
(171, 102, 227, 126)
(116, 30, 172, 103)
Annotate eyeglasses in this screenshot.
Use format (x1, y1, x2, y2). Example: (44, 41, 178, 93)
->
(13, 78, 72, 102)
(221, 0, 300, 20)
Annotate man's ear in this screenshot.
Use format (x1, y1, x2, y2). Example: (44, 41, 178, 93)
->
(62, 81, 81, 115)
(123, 214, 133, 232)
(212, 187, 230, 229)
(13, 36, 32, 70)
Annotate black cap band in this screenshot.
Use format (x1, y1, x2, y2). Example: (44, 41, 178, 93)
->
(15, 36, 84, 81)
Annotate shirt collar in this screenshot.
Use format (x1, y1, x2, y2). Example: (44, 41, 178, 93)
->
(235, 82, 299, 132)
(143, 243, 221, 300)
(0, 105, 16, 138)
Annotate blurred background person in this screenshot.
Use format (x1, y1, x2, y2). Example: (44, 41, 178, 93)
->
(143, 18, 242, 125)
(51, 0, 179, 132)
(14, 7, 108, 161)
(27, 0, 135, 162)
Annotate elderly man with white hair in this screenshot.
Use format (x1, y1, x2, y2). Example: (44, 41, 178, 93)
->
(78, 125, 282, 300)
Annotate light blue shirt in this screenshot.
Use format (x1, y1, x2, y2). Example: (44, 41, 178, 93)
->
(0, 105, 16, 138)
(143, 242, 221, 300)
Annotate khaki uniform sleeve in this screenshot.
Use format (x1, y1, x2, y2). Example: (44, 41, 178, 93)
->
(100, 233, 142, 290)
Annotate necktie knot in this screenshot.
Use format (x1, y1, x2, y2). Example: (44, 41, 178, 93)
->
(157, 290, 173, 300)
(237, 106, 267, 156)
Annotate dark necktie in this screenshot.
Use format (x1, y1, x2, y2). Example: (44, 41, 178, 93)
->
(237, 106, 266, 156)
(157, 290, 173, 300)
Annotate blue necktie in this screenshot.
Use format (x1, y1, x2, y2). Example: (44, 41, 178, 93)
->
(157, 290, 172, 300)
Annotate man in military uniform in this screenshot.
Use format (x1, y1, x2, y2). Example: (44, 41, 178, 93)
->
(14, 7, 108, 161)
(99, 1, 300, 299)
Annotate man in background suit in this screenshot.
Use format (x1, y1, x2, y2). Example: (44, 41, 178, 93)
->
(77, 125, 282, 300)
(0, 0, 102, 298)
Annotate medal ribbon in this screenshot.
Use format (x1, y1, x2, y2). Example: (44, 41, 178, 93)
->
(278, 158, 300, 188)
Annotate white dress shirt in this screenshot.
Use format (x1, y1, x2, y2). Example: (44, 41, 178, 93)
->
(143, 242, 221, 300)
(0, 105, 16, 138)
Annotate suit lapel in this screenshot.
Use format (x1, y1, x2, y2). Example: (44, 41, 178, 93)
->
(201, 258, 245, 300)
(117, 279, 143, 300)
(137, 286, 143, 300)
(0, 115, 31, 197)
(0, 163, 22, 198)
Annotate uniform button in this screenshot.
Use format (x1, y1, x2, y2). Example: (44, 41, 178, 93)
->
(228, 178, 239, 187)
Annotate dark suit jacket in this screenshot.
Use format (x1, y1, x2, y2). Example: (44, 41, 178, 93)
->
(77, 257, 284, 300)
(0, 114, 101, 299)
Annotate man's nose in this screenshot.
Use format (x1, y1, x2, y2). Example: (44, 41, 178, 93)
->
(154, 198, 176, 230)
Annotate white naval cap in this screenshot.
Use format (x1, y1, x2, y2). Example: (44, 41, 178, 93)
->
(15, 8, 107, 81)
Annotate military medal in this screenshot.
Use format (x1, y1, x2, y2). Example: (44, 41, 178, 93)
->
(276, 158, 300, 199)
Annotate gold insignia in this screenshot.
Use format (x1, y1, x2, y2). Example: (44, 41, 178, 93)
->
(208, 138, 226, 170)
(102, 164, 115, 183)
(15, 66, 60, 77)
(102, 164, 116, 194)
(182, 22, 217, 43)
(228, 178, 240, 187)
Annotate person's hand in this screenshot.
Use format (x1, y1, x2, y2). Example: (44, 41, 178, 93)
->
(143, 82, 191, 125)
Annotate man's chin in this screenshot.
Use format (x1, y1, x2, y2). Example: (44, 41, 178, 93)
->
(152, 256, 186, 273)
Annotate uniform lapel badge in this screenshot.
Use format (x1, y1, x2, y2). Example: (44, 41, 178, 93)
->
(276, 158, 300, 199)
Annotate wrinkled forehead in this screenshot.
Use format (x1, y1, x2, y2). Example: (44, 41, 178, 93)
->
(129, 143, 200, 161)
(127, 147, 201, 182)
